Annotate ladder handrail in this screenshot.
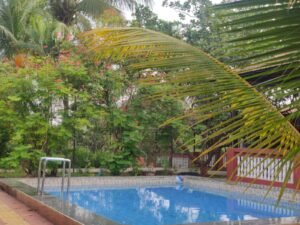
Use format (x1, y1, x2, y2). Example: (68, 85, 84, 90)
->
(37, 157, 71, 196)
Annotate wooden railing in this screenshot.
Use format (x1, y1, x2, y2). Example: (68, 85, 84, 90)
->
(226, 148, 300, 189)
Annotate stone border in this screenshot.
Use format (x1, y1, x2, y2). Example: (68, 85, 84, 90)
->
(20, 176, 176, 187)
(20, 176, 300, 203)
(1, 176, 300, 225)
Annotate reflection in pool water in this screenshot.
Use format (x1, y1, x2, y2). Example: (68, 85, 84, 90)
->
(48, 186, 300, 225)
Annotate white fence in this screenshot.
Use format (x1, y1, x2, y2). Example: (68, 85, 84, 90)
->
(237, 155, 294, 184)
(227, 148, 299, 189)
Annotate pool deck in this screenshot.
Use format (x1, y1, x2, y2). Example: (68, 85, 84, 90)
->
(0, 190, 53, 225)
(0, 176, 300, 225)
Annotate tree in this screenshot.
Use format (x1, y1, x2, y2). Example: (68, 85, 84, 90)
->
(80, 27, 299, 196)
(1, 50, 189, 175)
(98, 8, 126, 27)
(127, 85, 189, 165)
(163, 0, 222, 54)
(0, 0, 68, 58)
(0, 0, 149, 57)
(0, 54, 102, 174)
(131, 5, 182, 38)
(48, 0, 150, 29)
(0, 0, 41, 56)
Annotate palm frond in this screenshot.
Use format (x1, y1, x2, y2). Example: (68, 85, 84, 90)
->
(214, 0, 300, 131)
(25, 16, 67, 55)
(0, 0, 48, 56)
(0, 25, 18, 43)
(73, 14, 91, 31)
(20, 0, 45, 24)
(79, 28, 300, 168)
(78, 0, 113, 18)
(215, 1, 300, 68)
(106, 0, 138, 10)
(78, 0, 151, 17)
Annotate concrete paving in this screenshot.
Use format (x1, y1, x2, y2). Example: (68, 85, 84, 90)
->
(0, 190, 53, 225)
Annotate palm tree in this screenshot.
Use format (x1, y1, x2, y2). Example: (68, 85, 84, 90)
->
(78, 27, 300, 198)
(48, 0, 150, 29)
(0, 0, 65, 57)
(0, 0, 40, 56)
(26, 15, 67, 56)
(0, 0, 141, 57)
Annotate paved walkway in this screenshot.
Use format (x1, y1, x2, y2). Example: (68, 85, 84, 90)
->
(0, 190, 53, 225)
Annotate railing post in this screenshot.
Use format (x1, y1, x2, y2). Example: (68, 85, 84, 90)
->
(294, 164, 300, 190)
(41, 159, 48, 196)
(37, 158, 43, 194)
(226, 148, 238, 182)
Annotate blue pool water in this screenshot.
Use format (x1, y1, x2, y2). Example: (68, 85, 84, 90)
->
(48, 185, 300, 225)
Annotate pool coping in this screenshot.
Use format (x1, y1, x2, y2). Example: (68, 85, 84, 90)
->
(0, 176, 300, 225)
(0, 180, 83, 225)
(0, 179, 119, 225)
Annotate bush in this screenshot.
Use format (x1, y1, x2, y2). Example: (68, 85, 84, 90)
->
(0, 145, 42, 176)
(73, 147, 93, 168)
(100, 151, 133, 175)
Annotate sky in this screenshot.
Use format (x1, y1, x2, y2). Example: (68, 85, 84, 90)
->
(123, 0, 223, 22)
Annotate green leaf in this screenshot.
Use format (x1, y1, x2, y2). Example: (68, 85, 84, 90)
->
(7, 96, 21, 102)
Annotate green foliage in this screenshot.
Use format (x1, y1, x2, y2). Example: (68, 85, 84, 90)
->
(0, 0, 65, 57)
(127, 85, 189, 160)
(132, 1, 225, 57)
(48, 0, 149, 29)
(164, 0, 211, 44)
(132, 5, 182, 38)
(81, 27, 300, 180)
(0, 56, 95, 174)
(0, 49, 194, 176)
(0, 168, 25, 178)
(162, 0, 223, 55)
(100, 151, 133, 175)
(215, 0, 300, 129)
(98, 9, 126, 27)
(0, 145, 43, 175)
(70, 147, 93, 168)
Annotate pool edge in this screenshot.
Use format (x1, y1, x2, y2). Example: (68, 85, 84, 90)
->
(1, 177, 300, 225)
(0, 179, 84, 225)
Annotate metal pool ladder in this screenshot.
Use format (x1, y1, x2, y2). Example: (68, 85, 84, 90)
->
(37, 157, 71, 196)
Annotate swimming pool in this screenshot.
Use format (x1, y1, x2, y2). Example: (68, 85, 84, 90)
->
(48, 185, 300, 225)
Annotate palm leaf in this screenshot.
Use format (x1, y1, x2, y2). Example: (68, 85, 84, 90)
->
(215, 0, 300, 134)
(0, 0, 48, 56)
(0, 25, 18, 43)
(106, 0, 151, 10)
(79, 28, 300, 190)
(75, 14, 92, 31)
(214, 0, 300, 69)
(78, 0, 151, 17)
(78, 0, 113, 18)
